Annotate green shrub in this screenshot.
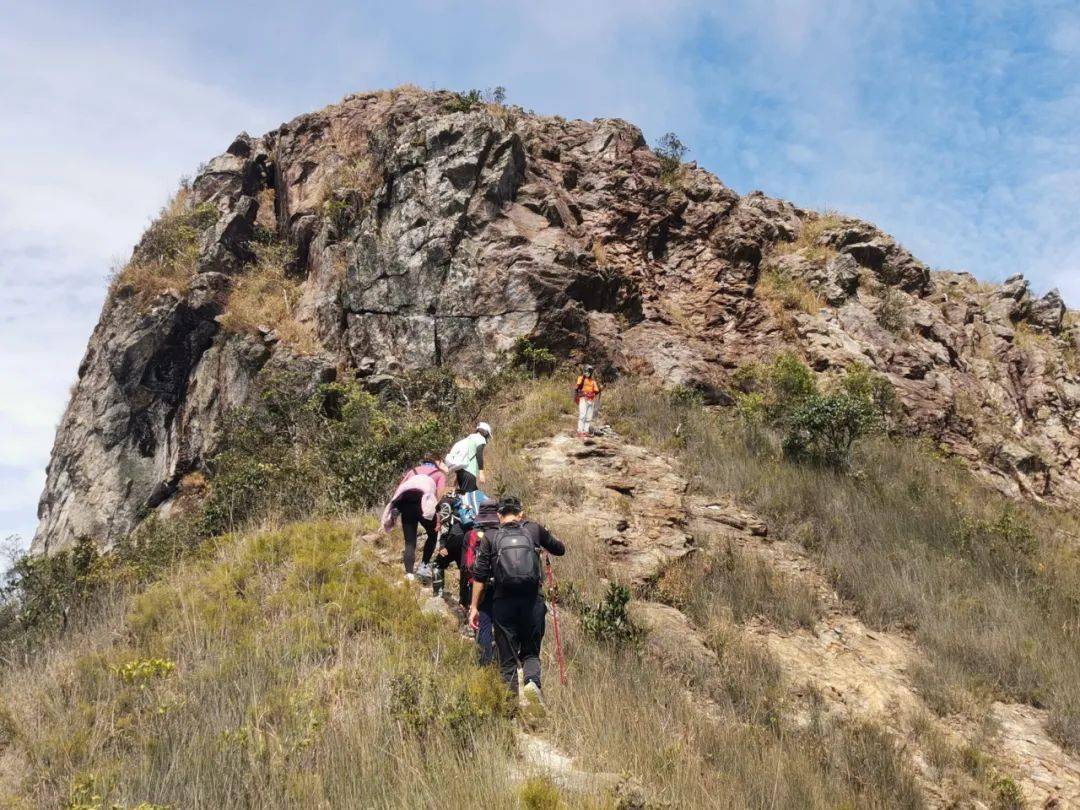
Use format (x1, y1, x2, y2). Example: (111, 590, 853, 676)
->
(202, 372, 455, 533)
(0, 537, 105, 643)
(445, 87, 507, 113)
(765, 353, 817, 418)
(580, 583, 640, 646)
(322, 198, 351, 233)
(518, 776, 562, 810)
(728, 355, 894, 469)
(512, 338, 557, 376)
(654, 132, 688, 182)
(445, 89, 483, 112)
(781, 389, 881, 468)
(991, 774, 1024, 809)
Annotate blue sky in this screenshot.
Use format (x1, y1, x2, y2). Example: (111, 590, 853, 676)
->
(2, 0, 1078, 546)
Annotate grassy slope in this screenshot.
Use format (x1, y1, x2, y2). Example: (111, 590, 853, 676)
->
(1, 374, 1073, 807)
(0, 522, 519, 808)
(604, 382, 1080, 751)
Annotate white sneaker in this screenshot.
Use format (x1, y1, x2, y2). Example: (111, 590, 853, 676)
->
(415, 562, 432, 580)
(404, 573, 416, 582)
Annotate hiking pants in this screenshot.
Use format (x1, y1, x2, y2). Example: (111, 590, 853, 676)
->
(492, 594, 547, 694)
(476, 590, 496, 666)
(433, 532, 472, 607)
(577, 397, 596, 434)
(398, 499, 437, 574)
(456, 469, 479, 493)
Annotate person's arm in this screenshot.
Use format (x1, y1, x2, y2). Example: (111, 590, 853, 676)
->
(468, 534, 494, 629)
(536, 523, 566, 556)
(469, 580, 486, 629)
(475, 442, 486, 484)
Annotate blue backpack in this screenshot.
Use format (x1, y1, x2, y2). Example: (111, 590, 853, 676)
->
(456, 490, 489, 528)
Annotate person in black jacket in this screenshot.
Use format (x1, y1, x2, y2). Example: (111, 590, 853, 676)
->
(468, 495, 566, 708)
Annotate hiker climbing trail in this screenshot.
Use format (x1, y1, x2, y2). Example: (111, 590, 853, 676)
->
(520, 418, 1080, 808)
(355, 415, 1080, 807)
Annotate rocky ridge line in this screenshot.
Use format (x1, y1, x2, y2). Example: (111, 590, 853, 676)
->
(34, 85, 1080, 553)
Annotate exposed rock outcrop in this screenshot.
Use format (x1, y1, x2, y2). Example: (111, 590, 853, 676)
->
(33, 86, 1080, 552)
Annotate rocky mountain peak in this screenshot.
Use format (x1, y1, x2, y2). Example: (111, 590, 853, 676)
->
(33, 85, 1080, 553)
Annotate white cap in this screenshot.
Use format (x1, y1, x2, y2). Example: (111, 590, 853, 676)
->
(477, 421, 493, 437)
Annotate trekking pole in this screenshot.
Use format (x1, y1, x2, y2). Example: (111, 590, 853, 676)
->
(544, 553, 568, 686)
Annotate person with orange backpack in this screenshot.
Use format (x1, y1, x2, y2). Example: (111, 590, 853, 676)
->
(574, 365, 602, 438)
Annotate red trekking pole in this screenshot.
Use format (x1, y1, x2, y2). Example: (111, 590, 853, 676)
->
(544, 553, 568, 686)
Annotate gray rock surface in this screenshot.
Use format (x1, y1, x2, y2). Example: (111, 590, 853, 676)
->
(32, 87, 1080, 553)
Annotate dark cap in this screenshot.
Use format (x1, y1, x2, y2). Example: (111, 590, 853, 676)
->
(497, 495, 523, 515)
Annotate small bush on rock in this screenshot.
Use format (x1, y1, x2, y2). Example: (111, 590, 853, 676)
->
(512, 337, 558, 376)
(580, 582, 640, 647)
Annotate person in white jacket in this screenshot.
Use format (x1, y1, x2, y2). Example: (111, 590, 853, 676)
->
(444, 422, 492, 493)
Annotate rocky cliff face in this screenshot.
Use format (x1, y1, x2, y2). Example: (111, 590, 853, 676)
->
(33, 86, 1080, 553)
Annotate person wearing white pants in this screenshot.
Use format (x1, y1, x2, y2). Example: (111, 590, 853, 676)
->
(577, 395, 596, 435)
(574, 365, 601, 438)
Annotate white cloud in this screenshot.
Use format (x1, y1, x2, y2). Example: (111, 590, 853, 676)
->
(0, 6, 280, 545)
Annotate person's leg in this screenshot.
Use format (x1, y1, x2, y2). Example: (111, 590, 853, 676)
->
(458, 563, 472, 609)
(492, 616, 520, 695)
(577, 396, 589, 434)
(457, 469, 478, 493)
(519, 596, 547, 690)
(583, 399, 595, 434)
(399, 506, 421, 574)
(419, 517, 438, 565)
(476, 591, 496, 665)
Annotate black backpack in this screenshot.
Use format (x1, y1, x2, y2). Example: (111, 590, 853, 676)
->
(493, 525, 542, 594)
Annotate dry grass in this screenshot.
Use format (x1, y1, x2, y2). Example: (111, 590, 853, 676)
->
(756, 269, 824, 316)
(541, 611, 923, 808)
(656, 541, 822, 630)
(485, 375, 573, 505)
(0, 522, 527, 808)
(771, 212, 844, 263)
(218, 241, 318, 353)
(108, 187, 217, 306)
(606, 381, 1080, 751)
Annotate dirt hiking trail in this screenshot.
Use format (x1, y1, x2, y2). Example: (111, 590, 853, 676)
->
(525, 421, 1080, 809)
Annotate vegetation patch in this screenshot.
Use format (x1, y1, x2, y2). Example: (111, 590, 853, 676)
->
(755, 268, 824, 336)
(0, 522, 518, 807)
(771, 211, 844, 263)
(218, 240, 317, 353)
(606, 371, 1080, 753)
(657, 542, 821, 630)
(653, 131, 688, 186)
(108, 186, 218, 305)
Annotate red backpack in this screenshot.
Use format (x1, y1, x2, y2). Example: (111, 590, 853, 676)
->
(462, 528, 484, 581)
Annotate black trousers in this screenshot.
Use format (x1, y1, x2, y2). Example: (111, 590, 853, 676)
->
(492, 594, 547, 694)
(433, 524, 471, 606)
(456, 469, 478, 493)
(398, 498, 437, 574)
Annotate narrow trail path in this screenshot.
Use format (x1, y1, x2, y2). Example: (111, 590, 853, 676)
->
(524, 419, 1080, 809)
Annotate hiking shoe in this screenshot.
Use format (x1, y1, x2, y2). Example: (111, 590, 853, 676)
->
(403, 573, 416, 583)
(521, 681, 546, 724)
(415, 562, 433, 581)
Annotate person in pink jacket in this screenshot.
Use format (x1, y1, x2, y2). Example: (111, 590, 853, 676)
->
(381, 461, 447, 579)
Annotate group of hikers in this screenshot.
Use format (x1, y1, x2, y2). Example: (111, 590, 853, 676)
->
(378, 365, 602, 711)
